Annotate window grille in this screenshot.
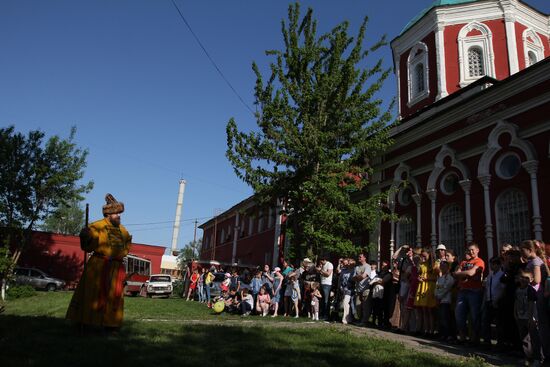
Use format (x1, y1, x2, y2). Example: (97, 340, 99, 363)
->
(397, 216, 416, 247)
(468, 47, 484, 77)
(496, 190, 530, 246)
(528, 51, 537, 66)
(415, 63, 424, 94)
(439, 204, 465, 259)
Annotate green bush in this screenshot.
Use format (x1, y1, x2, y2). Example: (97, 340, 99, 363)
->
(172, 280, 184, 298)
(7, 285, 36, 299)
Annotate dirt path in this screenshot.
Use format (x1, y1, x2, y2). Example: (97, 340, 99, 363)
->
(139, 318, 520, 366)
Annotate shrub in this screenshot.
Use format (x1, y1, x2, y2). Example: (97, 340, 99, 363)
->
(172, 280, 185, 298)
(7, 285, 36, 299)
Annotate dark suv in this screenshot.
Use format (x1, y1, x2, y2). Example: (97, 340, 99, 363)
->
(13, 267, 65, 291)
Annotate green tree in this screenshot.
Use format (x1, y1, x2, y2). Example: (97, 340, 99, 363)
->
(226, 4, 393, 258)
(177, 239, 202, 269)
(40, 200, 85, 235)
(0, 126, 93, 299)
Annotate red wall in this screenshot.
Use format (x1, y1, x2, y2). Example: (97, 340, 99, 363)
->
(444, 19, 510, 94)
(399, 32, 438, 118)
(17, 231, 166, 285)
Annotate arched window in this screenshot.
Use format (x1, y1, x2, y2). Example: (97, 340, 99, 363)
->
(415, 63, 425, 94)
(407, 42, 429, 105)
(496, 190, 530, 246)
(439, 204, 465, 259)
(523, 29, 544, 69)
(528, 51, 537, 67)
(397, 215, 416, 247)
(468, 47, 485, 77)
(458, 22, 495, 86)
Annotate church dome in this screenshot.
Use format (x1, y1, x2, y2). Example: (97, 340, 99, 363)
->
(400, 0, 483, 35)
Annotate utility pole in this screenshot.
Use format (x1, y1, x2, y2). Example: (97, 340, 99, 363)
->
(193, 219, 198, 243)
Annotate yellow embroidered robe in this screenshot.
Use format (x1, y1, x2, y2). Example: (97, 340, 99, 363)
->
(66, 218, 132, 327)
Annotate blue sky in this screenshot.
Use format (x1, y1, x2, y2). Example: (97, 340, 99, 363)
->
(1, 0, 548, 252)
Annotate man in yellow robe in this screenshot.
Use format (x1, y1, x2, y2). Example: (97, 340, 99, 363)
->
(66, 194, 132, 329)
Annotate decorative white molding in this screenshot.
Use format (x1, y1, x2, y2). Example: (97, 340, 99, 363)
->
(427, 145, 470, 192)
(522, 28, 545, 68)
(388, 162, 421, 205)
(458, 21, 496, 87)
(407, 42, 430, 107)
(478, 121, 537, 177)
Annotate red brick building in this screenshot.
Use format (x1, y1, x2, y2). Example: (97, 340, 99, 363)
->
(374, 0, 550, 262)
(201, 0, 550, 266)
(18, 231, 166, 285)
(199, 197, 286, 267)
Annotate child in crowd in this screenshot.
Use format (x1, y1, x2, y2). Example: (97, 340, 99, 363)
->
(240, 288, 254, 316)
(290, 274, 301, 318)
(514, 270, 539, 366)
(221, 273, 231, 293)
(435, 261, 455, 341)
(481, 257, 505, 347)
(310, 282, 322, 321)
(250, 271, 263, 314)
(303, 282, 312, 318)
(369, 271, 384, 327)
(256, 286, 271, 316)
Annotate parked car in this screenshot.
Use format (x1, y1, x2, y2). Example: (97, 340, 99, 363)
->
(141, 274, 173, 298)
(13, 267, 65, 291)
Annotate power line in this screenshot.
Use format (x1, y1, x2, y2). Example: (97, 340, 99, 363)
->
(170, 0, 255, 115)
(125, 215, 212, 226)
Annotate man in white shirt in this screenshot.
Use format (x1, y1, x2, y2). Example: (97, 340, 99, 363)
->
(318, 255, 334, 320)
(353, 252, 372, 326)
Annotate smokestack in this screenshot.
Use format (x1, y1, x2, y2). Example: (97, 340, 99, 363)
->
(171, 179, 186, 255)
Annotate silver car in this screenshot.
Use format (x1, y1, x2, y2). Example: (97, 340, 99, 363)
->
(14, 267, 66, 291)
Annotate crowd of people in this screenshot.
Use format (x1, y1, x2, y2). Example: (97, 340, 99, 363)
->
(183, 239, 550, 366)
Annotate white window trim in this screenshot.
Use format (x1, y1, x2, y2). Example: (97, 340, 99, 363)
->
(522, 28, 544, 67)
(407, 42, 430, 107)
(458, 22, 495, 87)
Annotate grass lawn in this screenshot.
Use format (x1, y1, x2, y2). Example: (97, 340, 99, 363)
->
(0, 292, 487, 367)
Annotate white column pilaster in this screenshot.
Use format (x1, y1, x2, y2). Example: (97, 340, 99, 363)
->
(460, 179, 474, 243)
(503, 9, 519, 74)
(478, 175, 494, 260)
(522, 160, 543, 240)
(426, 189, 437, 248)
(412, 193, 422, 246)
(435, 22, 448, 100)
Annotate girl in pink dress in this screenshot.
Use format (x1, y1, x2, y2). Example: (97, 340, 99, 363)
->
(256, 286, 271, 316)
